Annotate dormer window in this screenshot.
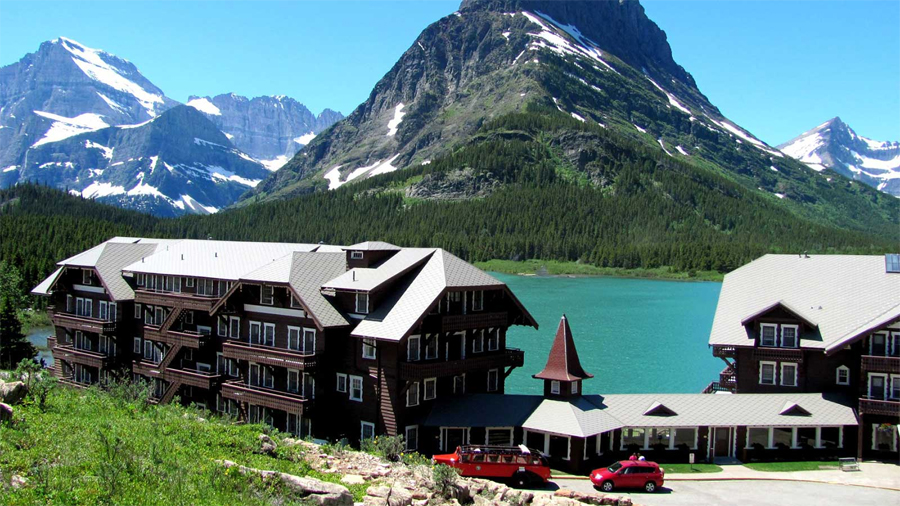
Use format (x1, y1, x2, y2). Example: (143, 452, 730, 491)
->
(82, 269, 92, 285)
(260, 285, 274, 305)
(760, 324, 777, 347)
(781, 325, 798, 348)
(356, 292, 369, 314)
(290, 294, 303, 309)
(350, 251, 364, 260)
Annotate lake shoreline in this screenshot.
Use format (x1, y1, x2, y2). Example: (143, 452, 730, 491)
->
(475, 259, 724, 282)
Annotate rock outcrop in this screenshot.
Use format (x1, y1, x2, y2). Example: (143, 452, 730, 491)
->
(217, 460, 354, 506)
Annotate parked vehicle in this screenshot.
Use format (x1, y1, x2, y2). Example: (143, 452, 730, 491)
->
(590, 460, 665, 493)
(432, 445, 552, 487)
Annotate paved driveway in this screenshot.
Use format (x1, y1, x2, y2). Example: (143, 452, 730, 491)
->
(548, 479, 900, 506)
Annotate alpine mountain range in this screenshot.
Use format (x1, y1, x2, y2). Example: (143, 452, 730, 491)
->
(0, 37, 343, 216)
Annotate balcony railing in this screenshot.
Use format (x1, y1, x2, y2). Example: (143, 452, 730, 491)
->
(222, 341, 317, 370)
(752, 347, 804, 362)
(440, 312, 509, 333)
(54, 344, 109, 369)
(143, 326, 206, 349)
(712, 345, 737, 359)
(702, 381, 733, 394)
(861, 355, 900, 374)
(50, 310, 118, 334)
(133, 361, 222, 390)
(399, 348, 524, 380)
(221, 380, 307, 415)
(134, 289, 220, 312)
(719, 364, 736, 388)
(859, 397, 900, 417)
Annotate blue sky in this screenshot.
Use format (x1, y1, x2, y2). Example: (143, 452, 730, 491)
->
(1, 1, 897, 145)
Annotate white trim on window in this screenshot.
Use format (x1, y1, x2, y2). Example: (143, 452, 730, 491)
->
(260, 285, 274, 305)
(229, 316, 240, 339)
(424, 377, 437, 400)
(408, 335, 421, 361)
(836, 365, 850, 386)
(487, 368, 499, 392)
(406, 381, 420, 407)
(82, 269, 92, 285)
(760, 324, 777, 347)
(349, 375, 363, 402)
(405, 425, 419, 451)
(361, 421, 375, 441)
(869, 373, 889, 400)
(356, 292, 369, 314)
(485, 427, 514, 446)
(362, 338, 376, 360)
(759, 361, 776, 385)
(134, 303, 141, 319)
(781, 324, 799, 348)
(871, 423, 898, 452)
(336, 373, 348, 393)
(350, 251, 364, 260)
(550, 380, 560, 395)
(780, 362, 798, 387)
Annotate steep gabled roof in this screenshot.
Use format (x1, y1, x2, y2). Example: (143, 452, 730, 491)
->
(322, 249, 434, 291)
(342, 241, 401, 251)
(533, 315, 593, 382)
(643, 402, 678, 417)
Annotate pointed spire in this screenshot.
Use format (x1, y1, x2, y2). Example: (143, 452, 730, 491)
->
(533, 314, 593, 382)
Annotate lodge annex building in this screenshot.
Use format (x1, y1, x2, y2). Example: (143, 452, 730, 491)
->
(32, 240, 896, 471)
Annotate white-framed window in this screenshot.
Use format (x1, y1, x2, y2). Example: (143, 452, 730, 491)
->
(134, 303, 141, 319)
(288, 326, 301, 351)
(184, 310, 193, 325)
(154, 306, 164, 325)
(362, 338, 376, 360)
(144, 306, 154, 325)
(424, 377, 437, 400)
(836, 365, 850, 385)
(229, 316, 240, 339)
(870, 333, 888, 356)
(290, 294, 303, 309)
(217, 317, 227, 337)
(249, 321, 262, 344)
(136, 273, 146, 287)
(356, 292, 369, 314)
(781, 325, 798, 348)
(746, 427, 770, 449)
(891, 376, 900, 400)
(349, 375, 363, 402)
(759, 361, 776, 385)
(780, 363, 798, 387)
(336, 373, 348, 393)
(83, 269, 92, 285)
(133, 337, 141, 354)
(361, 421, 375, 441)
(301, 328, 316, 354)
(551, 380, 560, 394)
(408, 335, 421, 361)
(453, 374, 465, 394)
(571, 381, 579, 394)
(263, 323, 276, 347)
(760, 324, 777, 347)
(74, 331, 89, 351)
(249, 363, 274, 389)
(99, 301, 108, 321)
(407, 381, 420, 407)
(487, 369, 499, 392)
(472, 290, 484, 312)
(425, 335, 439, 360)
(486, 427, 514, 446)
(473, 330, 484, 353)
(872, 423, 898, 452)
(185, 277, 195, 288)
(67, 295, 74, 313)
(350, 251, 364, 260)
(405, 425, 419, 451)
(287, 370, 300, 393)
(869, 373, 888, 400)
(260, 285, 274, 305)
(487, 328, 499, 351)
(196, 278, 214, 296)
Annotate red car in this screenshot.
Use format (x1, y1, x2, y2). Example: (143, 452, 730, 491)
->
(590, 460, 665, 493)
(432, 445, 552, 488)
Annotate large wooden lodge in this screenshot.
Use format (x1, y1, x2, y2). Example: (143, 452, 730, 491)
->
(31, 240, 897, 471)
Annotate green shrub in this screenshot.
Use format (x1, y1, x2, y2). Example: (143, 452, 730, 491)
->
(432, 463, 459, 498)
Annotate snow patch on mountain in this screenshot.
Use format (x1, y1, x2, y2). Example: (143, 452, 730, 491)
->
(84, 139, 113, 159)
(294, 131, 316, 145)
(260, 156, 290, 172)
(525, 11, 619, 74)
(31, 110, 109, 147)
(186, 97, 221, 116)
(676, 145, 689, 156)
(705, 114, 782, 157)
(387, 103, 406, 137)
(645, 75, 691, 115)
(81, 181, 126, 198)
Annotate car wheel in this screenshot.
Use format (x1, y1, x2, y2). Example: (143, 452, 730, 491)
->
(600, 481, 615, 492)
(644, 481, 657, 493)
(512, 472, 530, 489)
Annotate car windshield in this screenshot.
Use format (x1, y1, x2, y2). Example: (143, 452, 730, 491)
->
(607, 462, 623, 473)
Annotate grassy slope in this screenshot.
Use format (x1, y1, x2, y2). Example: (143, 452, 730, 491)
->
(0, 386, 367, 505)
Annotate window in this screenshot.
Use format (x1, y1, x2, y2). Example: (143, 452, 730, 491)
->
(218, 280, 232, 297)
(872, 423, 897, 452)
(759, 361, 776, 385)
(408, 335, 421, 361)
(136, 273, 146, 287)
(472, 290, 484, 312)
(453, 374, 465, 394)
(772, 427, 792, 448)
(361, 421, 375, 441)
(424, 335, 438, 359)
(74, 331, 88, 351)
(350, 251, 364, 260)
(99, 301, 108, 321)
(747, 428, 770, 449)
(144, 306, 154, 325)
(571, 381, 579, 394)
(290, 294, 303, 309)
(197, 278, 214, 296)
(424, 377, 436, 400)
(133, 337, 141, 354)
(263, 323, 275, 347)
(487, 369, 499, 392)
(869, 374, 887, 399)
(673, 428, 697, 449)
(67, 295, 74, 312)
(621, 428, 645, 449)
(260, 285, 274, 305)
(760, 324, 777, 347)
(820, 427, 841, 448)
(355, 292, 369, 314)
(362, 338, 376, 359)
(886, 254, 900, 273)
(405, 425, 418, 451)
(185, 277, 194, 288)
(486, 427, 514, 446)
(303, 328, 316, 354)
(836, 366, 850, 385)
(551, 380, 560, 394)
(473, 330, 484, 353)
(892, 376, 900, 400)
(287, 370, 300, 393)
(781, 325, 798, 348)
(649, 428, 671, 449)
(250, 321, 262, 344)
(184, 310, 193, 325)
(249, 363, 274, 389)
(780, 363, 797, 387)
(871, 333, 888, 356)
(407, 382, 420, 407)
(336, 373, 348, 393)
(349, 375, 363, 402)
(487, 329, 499, 351)
(83, 269, 92, 285)
(288, 327, 301, 351)
(154, 306, 164, 326)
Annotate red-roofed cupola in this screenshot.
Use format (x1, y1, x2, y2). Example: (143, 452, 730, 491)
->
(533, 315, 593, 398)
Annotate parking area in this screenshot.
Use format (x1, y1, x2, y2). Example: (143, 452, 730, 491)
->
(547, 478, 900, 506)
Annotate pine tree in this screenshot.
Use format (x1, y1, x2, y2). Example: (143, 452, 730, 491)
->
(0, 294, 35, 369)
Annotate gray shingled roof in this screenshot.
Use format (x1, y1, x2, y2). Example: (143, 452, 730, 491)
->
(343, 241, 401, 251)
(31, 267, 62, 296)
(425, 394, 543, 428)
(289, 252, 350, 328)
(522, 396, 624, 437)
(709, 255, 900, 352)
(441, 250, 505, 288)
(322, 249, 434, 291)
(96, 242, 163, 301)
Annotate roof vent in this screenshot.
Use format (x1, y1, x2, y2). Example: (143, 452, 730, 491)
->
(181, 254, 184, 260)
(886, 254, 900, 273)
(779, 402, 811, 417)
(643, 401, 677, 417)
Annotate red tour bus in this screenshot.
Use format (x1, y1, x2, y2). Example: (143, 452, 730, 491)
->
(432, 445, 552, 487)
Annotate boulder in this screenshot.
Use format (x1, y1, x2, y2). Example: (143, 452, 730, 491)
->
(341, 474, 366, 485)
(11, 474, 28, 489)
(363, 498, 388, 506)
(217, 460, 352, 506)
(366, 486, 391, 498)
(387, 485, 413, 506)
(0, 402, 13, 422)
(0, 381, 26, 405)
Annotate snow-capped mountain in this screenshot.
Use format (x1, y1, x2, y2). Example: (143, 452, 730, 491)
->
(0, 37, 342, 215)
(778, 117, 900, 197)
(186, 94, 342, 171)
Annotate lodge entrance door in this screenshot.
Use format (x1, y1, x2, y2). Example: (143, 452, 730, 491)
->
(713, 427, 732, 458)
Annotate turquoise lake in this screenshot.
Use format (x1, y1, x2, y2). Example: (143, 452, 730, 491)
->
(494, 273, 723, 395)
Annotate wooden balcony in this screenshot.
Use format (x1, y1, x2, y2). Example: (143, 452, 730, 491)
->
(702, 381, 732, 394)
(143, 326, 205, 349)
(50, 310, 118, 334)
(712, 345, 737, 359)
(399, 348, 524, 380)
(132, 361, 221, 390)
(441, 312, 508, 333)
(861, 355, 900, 374)
(134, 289, 220, 312)
(222, 341, 317, 370)
(859, 397, 900, 417)
(54, 344, 109, 369)
(719, 364, 736, 388)
(221, 380, 307, 415)
(752, 347, 803, 363)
